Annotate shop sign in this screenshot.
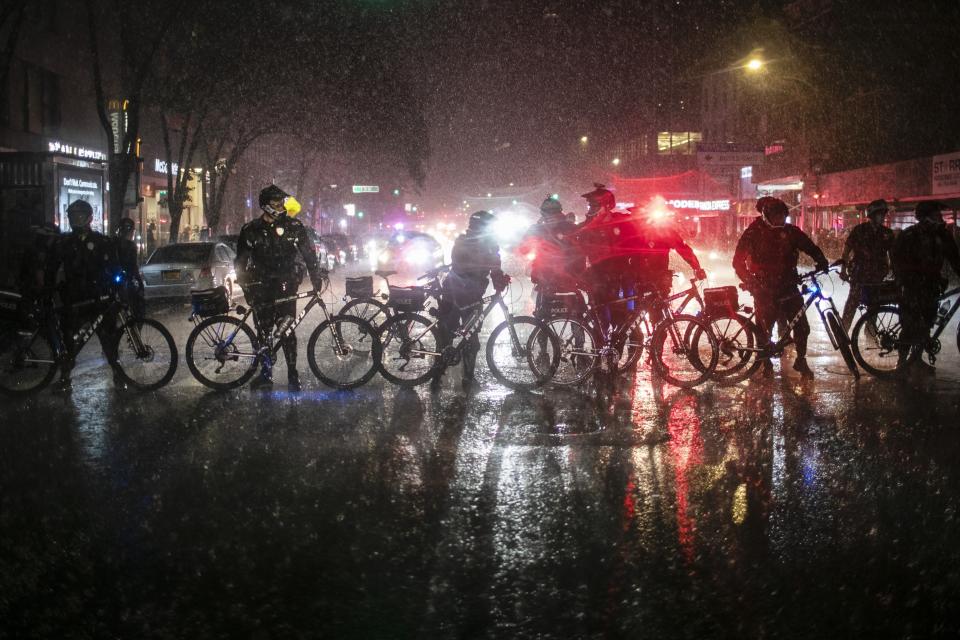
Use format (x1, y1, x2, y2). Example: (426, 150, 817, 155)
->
(352, 185, 379, 193)
(666, 199, 731, 211)
(47, 140, 107, 161)
(154, 158, 180, 175)
(932, 151, 960, 195)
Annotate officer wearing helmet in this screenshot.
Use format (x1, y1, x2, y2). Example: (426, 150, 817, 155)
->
(433, 210, 509, 390)
(733, 196, 829, 379)
(839, 199, 894, 330)
(52, 199, 122, 390)
(115, 217, 145, 319)
(623, 203, 707, 298)
(891, 200, 960, 374)
(517, 196, 584, 315)
(235, 184, 325, 391)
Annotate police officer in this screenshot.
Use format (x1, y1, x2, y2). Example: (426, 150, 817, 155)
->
(839, 199, 894, 330)
(235, 185, 325, 391)
(623, 204, 707, 298)
(115, 217, 145, 320)
(518, 196, 584, 317)
(733, 196, 829, 379)
(433, 210, 509, 391)
(54, 200, 122, 391)
(891, 200, 960, 374)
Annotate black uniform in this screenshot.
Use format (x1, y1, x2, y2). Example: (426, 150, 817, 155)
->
(518, 216, 584, 317)
(840, 220, 894, 329)
(623, 218, 702, 297)
(116, 236, 145, 319)
(733, 218, 828, 361)
(436, 230, 504, 381)
(235, 215, 322, 373)
(53, 229, 121, 377)
(891, 218, 960, 354)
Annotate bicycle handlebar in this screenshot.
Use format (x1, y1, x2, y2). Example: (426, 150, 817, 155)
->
(417, 264, 451, 281)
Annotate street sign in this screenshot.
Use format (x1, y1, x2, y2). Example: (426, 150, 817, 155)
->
(697, 150, 766, 166)
(932, 151, 960, 195)
(352, 185, 379, 193)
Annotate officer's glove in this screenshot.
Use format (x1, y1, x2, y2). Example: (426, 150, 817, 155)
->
(694, 268, 708, 282)
(491, 272, 511, 293)
(310, 269, 329, 292)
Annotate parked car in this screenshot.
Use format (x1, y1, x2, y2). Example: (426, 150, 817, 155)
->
(370, 231, 444, 274)
(141, 242, 238, 301)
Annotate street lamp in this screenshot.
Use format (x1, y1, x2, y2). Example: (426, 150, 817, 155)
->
(611, 157, 621, 167)
(746, 58, 764, 72)
(580, 135, 589, 144)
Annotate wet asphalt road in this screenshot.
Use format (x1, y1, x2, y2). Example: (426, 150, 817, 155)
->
(3, 266, 960, 638)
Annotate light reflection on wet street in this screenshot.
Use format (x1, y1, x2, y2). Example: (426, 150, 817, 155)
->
(2, 282, 960, 638)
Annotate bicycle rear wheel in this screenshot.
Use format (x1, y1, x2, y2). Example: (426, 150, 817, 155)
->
(824, 309, 860, 379)
(851, 305, 906, 378)
(114, 318, 178, 391)
(378, 312, 442, 387)
(533, 315, 600, 386)
(650, 314, 718, 388)
(687, 313, 762, 382)
(340, 297, 391, 329)
(0, 327, 58, 395)
(486, 315, 559, 390)
(185, 315, 260, 390)
(308, 316, 381, 389)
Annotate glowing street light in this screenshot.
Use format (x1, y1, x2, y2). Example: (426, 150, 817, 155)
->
(580, 135, 589, 144)
(746, 58, 764, 72)
(611, 157, 621, 166)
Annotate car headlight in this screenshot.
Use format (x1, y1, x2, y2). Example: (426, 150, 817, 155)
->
(378, 251, 391, 263)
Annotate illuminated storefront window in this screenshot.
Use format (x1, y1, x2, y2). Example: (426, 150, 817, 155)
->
(657, 131, 702, 155)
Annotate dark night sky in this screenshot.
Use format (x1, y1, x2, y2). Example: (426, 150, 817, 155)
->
(385, 0, 762, 195)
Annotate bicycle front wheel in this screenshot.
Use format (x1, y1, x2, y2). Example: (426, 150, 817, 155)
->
(0, 327, 58, 395)
(687, 313, 762, 383)
(851, 305, 907, 378)
(486, 315, 559, 390)
(308, 316, 381, 390)
(114, 318, 178, 391)
(185, 315, 260, 390)
(650, 314, 718, 388)
(533, 315, 600, 386)
(378, 313, 442, 387)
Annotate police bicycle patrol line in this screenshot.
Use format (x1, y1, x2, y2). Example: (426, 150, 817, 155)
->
(339, 264, 450, 330)
(0, 283, 178, 395)
(376, 275, 561, 390)
(184, 276, 381, 391)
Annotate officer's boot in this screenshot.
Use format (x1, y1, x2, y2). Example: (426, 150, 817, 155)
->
(792, 356, 814, 380)
(250, 359, 273, 388)
(283, 335, 301, 392)
(461, 336, 480, 391)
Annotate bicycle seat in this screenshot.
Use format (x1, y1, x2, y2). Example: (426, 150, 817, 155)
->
(375, 270, 398, 278)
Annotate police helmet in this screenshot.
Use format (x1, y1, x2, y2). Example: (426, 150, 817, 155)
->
(756, 196, 788, 219)
(66, 200, 94, 228)
(865, 199, 889, 218)
(580, 183, 616, 210)
(468, 210, 496, 230)
(259, 184, 290, 209)
(540, 196, 563, 217)
(915, 200, 944, 220)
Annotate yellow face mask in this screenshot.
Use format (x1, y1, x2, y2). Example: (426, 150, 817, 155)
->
(283, 196, 302, 216)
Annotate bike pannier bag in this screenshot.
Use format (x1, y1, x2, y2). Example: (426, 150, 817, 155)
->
(544, 292, 585, 316)
(388, 286, 426, 312)
(703, 286, 739, 317)
(860, 281, 899, 306)
(345, 276, 374, 299)
(191, 286, 230, 317)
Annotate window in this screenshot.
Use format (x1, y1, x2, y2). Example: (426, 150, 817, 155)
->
(657, 131, 703, 155)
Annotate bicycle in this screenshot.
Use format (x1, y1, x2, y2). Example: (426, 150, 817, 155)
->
(339, 265, 449, 328)
(376, 278, 560, 390)
(184, 278, 381, 391)
(0, 286, 178, 395)
(851, 282, 959, 378)
(533, 283, 720, 388)
(703, 262, 860, 384)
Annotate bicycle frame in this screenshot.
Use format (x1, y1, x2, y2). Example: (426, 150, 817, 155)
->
(929, 286, 960, 345)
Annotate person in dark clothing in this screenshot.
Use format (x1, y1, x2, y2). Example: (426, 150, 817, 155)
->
(235, 184, 325, 391)
(623, 204, 707, 297)
(433, 210, 509, 391)
(517, 196, 585, 318)
(52, 200, 122, 391)
(115, 217, 145, 320)
(890, 200, 960, 374)
(839, 199, 895, 330)
(733, 196, 829, 379)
